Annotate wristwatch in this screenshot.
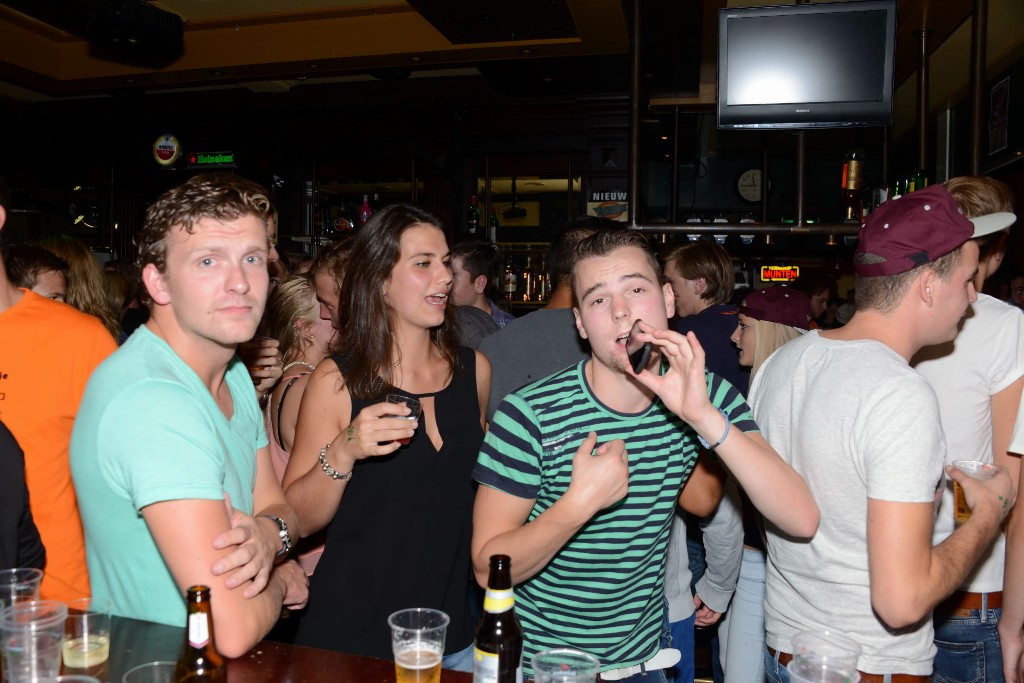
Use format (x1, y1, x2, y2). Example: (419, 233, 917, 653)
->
(259, 514, 292, 557)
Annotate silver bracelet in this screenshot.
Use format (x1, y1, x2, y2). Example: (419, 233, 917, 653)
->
(696, 407, 731, 451)
(318, 443, 353, 481)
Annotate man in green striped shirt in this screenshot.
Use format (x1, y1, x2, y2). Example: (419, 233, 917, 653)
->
(471, 230, 818, 681)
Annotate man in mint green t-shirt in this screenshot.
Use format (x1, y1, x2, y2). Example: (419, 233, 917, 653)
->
(71, 173, 307, 658)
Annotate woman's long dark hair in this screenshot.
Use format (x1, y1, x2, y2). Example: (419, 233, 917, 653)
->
(334, 204, 460, 400)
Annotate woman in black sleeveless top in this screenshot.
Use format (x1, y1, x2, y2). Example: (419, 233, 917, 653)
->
(282, 205, 491, 666)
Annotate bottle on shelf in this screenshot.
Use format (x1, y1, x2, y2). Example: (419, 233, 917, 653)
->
(489, 205, 500, 236)
(473, 554, 523, 683)
(467, 195, 481, 236)
(840, 151, 863, 223)
(889, 177, 907, 201)
(502, 257, 518, 301)
(914, 169, 929, 193)
(359, 194, 373, 228)
(372, 192, 381, 209)
(535, 258, 549, 303)
(174, 585, 226, 682)
(521, 256, 535, 302)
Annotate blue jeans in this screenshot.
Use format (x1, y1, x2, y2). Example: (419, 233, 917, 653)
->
(668, 613, 696, 683)
(718, 549, 766, 683)
(617, 668, 671, 683)
(442, 642, 474, 672)
(687, 529, 723, 683)
(764, 646, 790, 683)
(933, 602, 1003, 683)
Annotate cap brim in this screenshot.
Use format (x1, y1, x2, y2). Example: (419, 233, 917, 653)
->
(970, 212, 1016, 238)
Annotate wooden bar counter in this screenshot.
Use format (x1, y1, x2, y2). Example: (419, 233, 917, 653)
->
(73, 615, 472, 682)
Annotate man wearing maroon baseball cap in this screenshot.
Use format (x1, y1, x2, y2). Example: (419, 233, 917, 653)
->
(750, 182, 1017, 681)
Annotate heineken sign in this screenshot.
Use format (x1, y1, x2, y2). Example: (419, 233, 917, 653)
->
(188, 151, 236, 168)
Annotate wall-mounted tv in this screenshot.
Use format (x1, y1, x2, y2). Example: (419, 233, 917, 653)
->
(717, 0, 897, 130)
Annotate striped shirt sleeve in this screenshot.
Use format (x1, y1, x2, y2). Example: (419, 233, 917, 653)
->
(473, 393, 545, 499)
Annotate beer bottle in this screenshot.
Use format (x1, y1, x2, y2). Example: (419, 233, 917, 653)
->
(502, 257, 517, 301)
(473, 555, 523, 683)
(174, 585, 226, 682)
(521, 257, 535, 303)
(489, 205, 500, 233)
(840, 151, 863, 223)
(467, 195, 481, 235)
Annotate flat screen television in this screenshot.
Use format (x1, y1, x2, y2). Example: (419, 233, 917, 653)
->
(717, 0, 897, 130)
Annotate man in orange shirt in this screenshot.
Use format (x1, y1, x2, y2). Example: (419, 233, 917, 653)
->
(0, 179, 117, 600)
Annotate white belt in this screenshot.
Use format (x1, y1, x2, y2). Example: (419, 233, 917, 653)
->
(600, 648, 681, 681)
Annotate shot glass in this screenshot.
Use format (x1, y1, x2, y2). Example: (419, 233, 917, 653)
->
(532, 648, 601, 683)
(63, 598, 111, 670)
(121, 661, 177, 683)
(951, 460, 997, 524)
(0, 599, 68, 683)
(386, 394, 423, 446)
(388, 608, 448, 683)
(792, 629, 861, 669)
(0, 568, 43, 610)
(240, 335, 276, 372)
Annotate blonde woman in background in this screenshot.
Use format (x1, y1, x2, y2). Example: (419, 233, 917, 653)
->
(39, 235, 120, 340)
(263, 272, 339, 574)
(720, 286, 812, 683)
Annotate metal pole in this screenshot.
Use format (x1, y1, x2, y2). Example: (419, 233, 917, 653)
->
(968, 0, 988, 174)
(917, 29, 931, 171)
(761, 136, 769, 222)
(670, 106, 680, 224)
(629, 0, 642, 227)
(795, 132, 806, 226)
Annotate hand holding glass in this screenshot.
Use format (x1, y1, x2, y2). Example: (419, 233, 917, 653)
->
(951, 460, 997, 524)
(385, 394, 422, 446)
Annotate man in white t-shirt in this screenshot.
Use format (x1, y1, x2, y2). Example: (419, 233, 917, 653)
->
(912, 176, 1023, 683)
(752, 183, 1018, 682)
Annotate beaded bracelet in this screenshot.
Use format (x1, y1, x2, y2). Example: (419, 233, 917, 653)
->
(696, 408, 731, 451)
(318, 442, 353, 481)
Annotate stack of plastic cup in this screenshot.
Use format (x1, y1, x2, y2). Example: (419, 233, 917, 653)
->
(0, 599, 68, 683)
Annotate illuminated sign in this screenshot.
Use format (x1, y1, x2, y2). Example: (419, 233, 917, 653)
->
(188, 152, 236, 168)
(760, 265, 800, 282)
(153, 134, 180, 166)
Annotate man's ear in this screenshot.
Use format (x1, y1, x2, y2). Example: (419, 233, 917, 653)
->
(142, 263, 171, 306)
(662, 282, 675, 319)
(918, 269, 936, 307)
(473, 274, 489, 296)
(0, 205, 6, 232)
(573, 307, 588, 340)
(693, 277, 706, 297)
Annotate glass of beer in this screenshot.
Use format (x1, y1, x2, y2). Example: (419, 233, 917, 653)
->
(388, 608, 448, 683)
(952, 460, 997, 524)
(63, 598, 111, 670)
(385, 394, 422, 446)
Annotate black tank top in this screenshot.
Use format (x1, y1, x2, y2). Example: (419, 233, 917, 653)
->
(294, 346, 482, 659)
